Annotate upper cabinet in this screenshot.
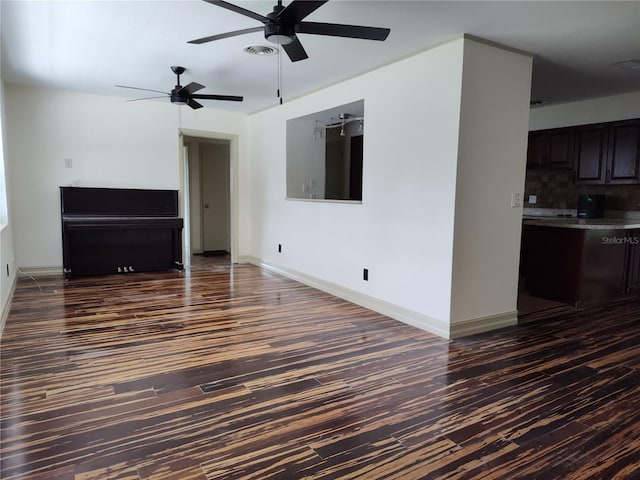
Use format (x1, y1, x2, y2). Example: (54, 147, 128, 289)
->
(527, 118, 640, 185)
(607, 120, 640, 184)
(548, 128, 575, 168)
(574, 124, 608, 183)
(526, 128, 574, 168)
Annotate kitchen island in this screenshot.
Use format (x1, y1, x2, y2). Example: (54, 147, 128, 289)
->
(522, 217, 640, 307)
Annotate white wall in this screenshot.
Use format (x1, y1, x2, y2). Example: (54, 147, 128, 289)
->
(529, 90, 640, 130)
(248, 39, 466, 335)
(450, 40, 532, 328)
(247, 36, 532, 338)
(4, 85, 248, 272)
(0, 0, 18, 335)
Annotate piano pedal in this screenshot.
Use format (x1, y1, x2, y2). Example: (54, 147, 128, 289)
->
(118, 267, 122, 273)
(129, 266, 134, 272)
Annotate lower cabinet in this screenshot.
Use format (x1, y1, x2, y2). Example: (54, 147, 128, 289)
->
(624, 229, 640, 292)
(523, 225, 631, 307)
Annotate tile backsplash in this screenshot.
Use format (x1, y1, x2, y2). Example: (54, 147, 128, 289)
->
(524, 166, 640, 211)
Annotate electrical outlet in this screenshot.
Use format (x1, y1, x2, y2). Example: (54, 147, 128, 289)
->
(511, 193, 523, 208)
(65, 158, 73, 168)
(528, 194, 537, 204)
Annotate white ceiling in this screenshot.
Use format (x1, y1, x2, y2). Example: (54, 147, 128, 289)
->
(2, 0, 639, 114)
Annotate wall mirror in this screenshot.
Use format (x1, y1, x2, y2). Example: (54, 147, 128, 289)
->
(286, 99, 364, 201)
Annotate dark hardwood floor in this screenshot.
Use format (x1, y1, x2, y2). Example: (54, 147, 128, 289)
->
(2, 257, 640, 479)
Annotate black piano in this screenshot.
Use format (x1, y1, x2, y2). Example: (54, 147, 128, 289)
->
(60, 186, 184, 280)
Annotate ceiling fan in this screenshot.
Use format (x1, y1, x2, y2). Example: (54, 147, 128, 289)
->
(115, 66, 243, 109)
(189, 0, 391, 62)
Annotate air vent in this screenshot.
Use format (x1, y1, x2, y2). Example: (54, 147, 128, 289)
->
(612, 58, 640, 70)
(243, 45, 279, 56)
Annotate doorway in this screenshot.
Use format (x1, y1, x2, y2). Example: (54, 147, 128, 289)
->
(181, 133, 235, 264)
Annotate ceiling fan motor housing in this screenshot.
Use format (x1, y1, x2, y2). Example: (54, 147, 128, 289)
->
(265, 5, 295, 45)
(170, 88, 188, 105)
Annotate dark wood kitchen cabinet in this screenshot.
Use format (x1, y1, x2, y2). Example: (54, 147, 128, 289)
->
(574, 124, 608, 184)
(526, 130, 549, 166)
(548, 128, 575, 167)
(526, 128, 574, 168)
(527, 117, 640, 185)
(607, 120, 640, 184)
(522, 224, 629, 307)
(575, 120, 640, 185)
(625, 229, 640, 292)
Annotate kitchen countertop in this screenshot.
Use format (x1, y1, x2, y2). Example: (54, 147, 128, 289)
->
(523, 217, 640, 230)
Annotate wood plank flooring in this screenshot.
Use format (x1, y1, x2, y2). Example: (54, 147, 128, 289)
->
(2, 257, 640, 479)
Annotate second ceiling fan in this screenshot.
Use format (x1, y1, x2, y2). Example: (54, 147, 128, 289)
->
(189, 0, 391, 62)
(116, 66, 243, 109)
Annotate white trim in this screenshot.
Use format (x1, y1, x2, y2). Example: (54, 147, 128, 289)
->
(284, 198, 363, 205)
(0, 273, 17, 338)
(449, 311, 518, 339)
(180, 128, 240, 264)
(238, 255, 451, 339)
(17, 266, 62, 276)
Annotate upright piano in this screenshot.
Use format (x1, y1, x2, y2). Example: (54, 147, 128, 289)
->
(60, 186, 184, 280)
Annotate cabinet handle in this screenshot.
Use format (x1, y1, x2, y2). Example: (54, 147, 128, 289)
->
(606, 169, 611, 183)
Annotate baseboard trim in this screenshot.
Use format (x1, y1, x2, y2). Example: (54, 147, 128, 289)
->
(239, 255, 451, 339)
(449, 310, 518, 339)
(17, 266, 63, 277)
(0, 274, 17, 338)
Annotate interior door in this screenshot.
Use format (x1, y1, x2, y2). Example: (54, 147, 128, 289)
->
(201, 144, 230, 253)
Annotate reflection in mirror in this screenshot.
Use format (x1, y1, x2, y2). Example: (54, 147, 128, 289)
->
(286, 99, 364, 201)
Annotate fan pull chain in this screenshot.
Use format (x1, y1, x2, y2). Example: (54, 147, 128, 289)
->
(277, 37, 283, 105)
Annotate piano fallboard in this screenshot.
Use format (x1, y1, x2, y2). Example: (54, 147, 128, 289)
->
(62, 216, 184, 230)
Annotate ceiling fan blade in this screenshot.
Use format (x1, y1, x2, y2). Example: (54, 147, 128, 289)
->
(187, 98, 204, 110)
(191, 94, 244, 102)
(115, 85, 169, 95)
(125, 96, 169, 102)
(204, 0, 271, 23)
(282, 36, 308, 62)
(298, 22, 390, 41)
(180, 82, 205, 95)
(278, 0, 328, 23)
(202, 0, 269, 23)
(188, 26, 263, 44)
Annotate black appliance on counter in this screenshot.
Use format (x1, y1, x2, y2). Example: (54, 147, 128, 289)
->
(577, 194, 605, 219)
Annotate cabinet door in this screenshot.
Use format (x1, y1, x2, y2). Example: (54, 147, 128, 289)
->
(607, 120, 640, 184)
(526, 131, 550, 166)
(548, 128, 574, 168)
(574, 124, 608, 184)
(625, 230, 640, 292)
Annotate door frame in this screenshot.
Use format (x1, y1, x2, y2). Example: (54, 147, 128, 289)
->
(179, 128, 239, 264)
